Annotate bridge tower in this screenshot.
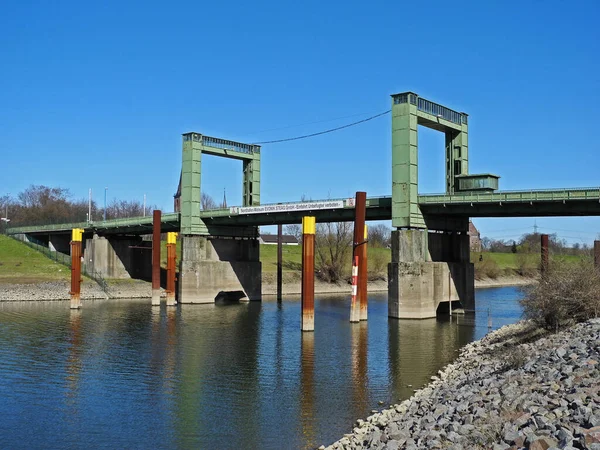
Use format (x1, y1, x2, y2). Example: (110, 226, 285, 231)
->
(389, 92, 474, 318)
(178, 133, 262, 303)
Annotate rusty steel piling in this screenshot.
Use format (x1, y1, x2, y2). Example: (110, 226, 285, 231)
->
(541, 233, 549, 277)
(70, 228, 84, 310)
(301, 216, 315, 332)
(359, 224, 368, 321)
(152, 210, 161, 306)
(595, 241, 600, 269)
(350, 191, 366, 323)
(277, 223, 283, 302)
(166, 232, 177, 306)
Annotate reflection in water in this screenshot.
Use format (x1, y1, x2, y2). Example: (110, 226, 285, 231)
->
(387, 317, 475, 400)
(351, 322, 369, 413)
(300, 332, 315, 449)
(65, 310, 82, 419)
(0, 287, 522, 449)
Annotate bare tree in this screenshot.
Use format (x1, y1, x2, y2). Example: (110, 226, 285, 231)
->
(104, 199, 157, 220)
(201, 192, 217, 210)
(315, 221, 353, 283)
(284, 223, 302, 243)
(9, 185, 90, 226)
(368, 223, 391, 248)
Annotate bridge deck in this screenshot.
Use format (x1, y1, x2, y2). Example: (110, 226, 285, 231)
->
(7, 188, 600, 236)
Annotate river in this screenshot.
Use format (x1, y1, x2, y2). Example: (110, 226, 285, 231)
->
(0, 286, 523, 449)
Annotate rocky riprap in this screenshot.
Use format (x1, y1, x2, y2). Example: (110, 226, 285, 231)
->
(0, 279, 158, 301)
(325, 319, 600, 450)
(0, 281, 108, 301)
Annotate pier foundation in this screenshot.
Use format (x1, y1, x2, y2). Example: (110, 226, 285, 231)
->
(178, 235, 261, 303)
(388, 225, 474, 319)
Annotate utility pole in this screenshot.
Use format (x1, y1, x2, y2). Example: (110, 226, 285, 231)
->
(143, 194, 146, 217)
(104, 187, 108, 221)
(88, 189, 92, 223)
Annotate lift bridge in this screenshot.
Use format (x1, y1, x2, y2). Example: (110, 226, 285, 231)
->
(8, 92, 600, 318)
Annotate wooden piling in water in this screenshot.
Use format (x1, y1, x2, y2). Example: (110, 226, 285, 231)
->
(70, 228, 84, 310)
(350, 191, 366, 323)
(301, 216, 315, 332)
(152, 210, 161, 306)
(166, 232, 177, 306)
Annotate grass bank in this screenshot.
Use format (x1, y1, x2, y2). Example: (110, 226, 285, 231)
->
(0, 235, 69, 283)
(3, 234, 572, 288)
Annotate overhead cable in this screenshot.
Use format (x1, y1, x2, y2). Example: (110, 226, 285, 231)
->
(252, 110, 391, 145)
(251, 110, 389, 135)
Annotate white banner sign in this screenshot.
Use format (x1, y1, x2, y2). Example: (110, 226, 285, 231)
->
(231, 200, 345, 215)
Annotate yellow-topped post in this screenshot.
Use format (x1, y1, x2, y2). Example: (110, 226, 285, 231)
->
(302, 217, 316, 331)
(70, 228, 84, 309)
(166, 232, 178, 306)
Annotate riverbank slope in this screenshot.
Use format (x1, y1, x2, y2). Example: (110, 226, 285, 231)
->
(0, 235, 534, 300)
(0, 274, 532, 301)
(325, 319, 600, 449)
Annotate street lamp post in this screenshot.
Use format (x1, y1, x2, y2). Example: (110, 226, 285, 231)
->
(1, 194, 9, 228)
(104, 187, 108, 221)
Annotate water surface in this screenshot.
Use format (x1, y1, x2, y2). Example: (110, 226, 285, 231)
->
(0, 286, 523, 449)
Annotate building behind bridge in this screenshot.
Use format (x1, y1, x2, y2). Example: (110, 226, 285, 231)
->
(469, 221, 481, 252)
(259, 234, 299, 245)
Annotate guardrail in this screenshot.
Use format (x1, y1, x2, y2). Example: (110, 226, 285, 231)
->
(418, 188, 600, 204)
(12, 236, 109, 293)
(417, 97, 464, 125)
(7, 213, 180, 235)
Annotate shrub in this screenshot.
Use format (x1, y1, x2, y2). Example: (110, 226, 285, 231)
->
(474, 257, 501, 280)
(520, 259, 600, 330)
(515, 252, 538, 277)
(367, 249, 388, 281)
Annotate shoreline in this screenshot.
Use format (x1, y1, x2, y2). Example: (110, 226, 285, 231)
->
(324, 318, 600, 449)
(0, 275, 534, 302)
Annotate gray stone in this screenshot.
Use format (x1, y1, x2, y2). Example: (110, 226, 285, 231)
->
(503, 429, 521, 444)
(383, 441, 399, 450)
(369, 429, 382, 445)
(492, 443, 510, 450)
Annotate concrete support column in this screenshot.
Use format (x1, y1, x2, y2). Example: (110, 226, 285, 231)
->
(178, 234, 261, 303)
(388, 229, 436, 319)
(49, 234, 71, 254)
(83, 235, 152, 279)
(388, 226, 474, 319)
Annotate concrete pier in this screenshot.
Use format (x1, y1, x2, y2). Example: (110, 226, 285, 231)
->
(388, 226, 474, 319)
(178, 236, 261, 303)
(83, 235, 151, 279)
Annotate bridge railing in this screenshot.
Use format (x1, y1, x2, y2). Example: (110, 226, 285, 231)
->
(6, 213, 180, 235)
(417, 97, 464, 125)
(418, 187, 600, 204)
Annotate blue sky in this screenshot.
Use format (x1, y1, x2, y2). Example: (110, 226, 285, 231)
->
(1, 0, 599, 244)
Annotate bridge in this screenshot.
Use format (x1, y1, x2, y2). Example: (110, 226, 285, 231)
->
(8, 91, 600, 318)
